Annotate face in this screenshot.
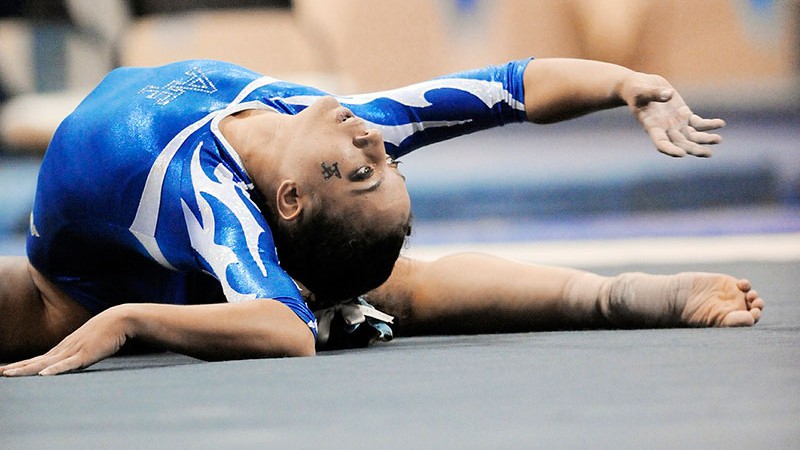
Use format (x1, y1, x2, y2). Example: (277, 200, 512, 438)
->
(282, 96, 411, 231)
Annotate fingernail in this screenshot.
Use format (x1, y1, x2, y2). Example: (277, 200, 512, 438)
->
(659, 90, 672, 101)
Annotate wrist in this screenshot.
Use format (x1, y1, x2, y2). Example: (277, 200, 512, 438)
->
(106, 304, 139, 339)
(616, 70, 642, 108)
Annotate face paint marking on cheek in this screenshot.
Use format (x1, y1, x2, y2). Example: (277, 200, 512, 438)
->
(321, 162, 342, 180)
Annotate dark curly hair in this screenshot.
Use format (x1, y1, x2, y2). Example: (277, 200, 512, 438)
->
(258, 197, 412, 302)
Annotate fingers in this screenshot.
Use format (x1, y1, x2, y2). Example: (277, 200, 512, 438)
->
(648, 125, 716, 158)
(689, 114, 726, 132)
(686, 127, 722, 145)
(633, 85, 725, 157)
(38, 354, 87, 376)
(1, 353, 61, 377)
(649, 127, 686, 157)
(648, 127, 713, 157)
(634, 87, 674, 107)
(1, 338, 95, 377)
(2, 350, 89, 377)
(668, 129, 713, 157)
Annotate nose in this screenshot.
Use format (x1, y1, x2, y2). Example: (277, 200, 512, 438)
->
(353, 129, 385, 155)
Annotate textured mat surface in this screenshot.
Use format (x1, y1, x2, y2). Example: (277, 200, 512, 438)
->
(3, 260, 798, 449)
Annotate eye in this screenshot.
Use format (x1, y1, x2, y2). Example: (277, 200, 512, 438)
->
(350, 165, 374, 181)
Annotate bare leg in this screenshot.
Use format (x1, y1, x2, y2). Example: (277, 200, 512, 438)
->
(365, 254, 764, 335)
(366, 254, 609, 335)
(0, 256, 92, 360)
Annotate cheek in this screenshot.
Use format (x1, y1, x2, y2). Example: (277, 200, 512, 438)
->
(311, 183, 348, 211)
(387, 173, 411, 207)
(377, 186, 411, 220)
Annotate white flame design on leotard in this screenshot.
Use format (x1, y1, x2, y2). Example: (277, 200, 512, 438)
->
(279, 78, 524, 146)
(180, 142, 268, 302)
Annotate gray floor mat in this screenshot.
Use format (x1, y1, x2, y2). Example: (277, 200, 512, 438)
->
(3, 261, 798, 449)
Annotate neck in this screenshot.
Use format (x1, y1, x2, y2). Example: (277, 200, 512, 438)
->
(219, 109, 286, 197)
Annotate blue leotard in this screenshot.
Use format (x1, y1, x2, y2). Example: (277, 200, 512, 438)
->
(27, 58, 531, 336)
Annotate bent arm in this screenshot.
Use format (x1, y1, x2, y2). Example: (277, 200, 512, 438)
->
(1, 299, 314, 376)
(122, 300, 315, 360)
(345, 57, 723, 158)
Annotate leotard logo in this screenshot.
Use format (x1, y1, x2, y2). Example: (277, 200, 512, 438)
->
(139, 68, 218, 106)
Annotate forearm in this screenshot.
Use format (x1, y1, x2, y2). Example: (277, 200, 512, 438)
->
(117, 300, 315, 360)
(523, 58, 634, 124)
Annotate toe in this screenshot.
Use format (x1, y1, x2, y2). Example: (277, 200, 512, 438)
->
(720, 310, 756, 327)
(736, 279, 752, 292)
(750, 307, 762, 324)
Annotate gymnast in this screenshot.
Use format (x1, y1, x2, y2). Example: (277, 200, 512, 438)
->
(0, 57, 763, 376)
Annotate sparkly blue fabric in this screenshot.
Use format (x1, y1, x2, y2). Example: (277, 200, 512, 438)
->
(27, 58, 531, 334)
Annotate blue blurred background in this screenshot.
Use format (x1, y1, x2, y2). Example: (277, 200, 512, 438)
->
(1, 0, 798, 255)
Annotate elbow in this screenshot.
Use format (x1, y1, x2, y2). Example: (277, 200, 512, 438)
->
(241, 330, 315, 360)
(525, 107, 553, 124)
(262, 325, 315, 358)
(526, 108, 581, 125)
(242, 302, 318, 359)
(287, 329, 316, 357)
(528, 114, 556, 125)
(272, 318, 316, 358)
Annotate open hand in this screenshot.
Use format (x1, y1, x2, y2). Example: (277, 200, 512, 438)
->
(621, 72, 725, 157)
(0, 307, 129, 376)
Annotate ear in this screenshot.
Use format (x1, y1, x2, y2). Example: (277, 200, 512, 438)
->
(275, 180, 304, 221)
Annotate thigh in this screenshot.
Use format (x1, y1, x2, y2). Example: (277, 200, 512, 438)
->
(0, 256, 92, 360)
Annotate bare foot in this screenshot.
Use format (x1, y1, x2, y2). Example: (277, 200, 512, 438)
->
(680, 273, 764, 327)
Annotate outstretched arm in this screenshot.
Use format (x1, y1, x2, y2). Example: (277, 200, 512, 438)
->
(0, 299, 315, 376)
(365, 254, 763, 336)
(340, 57, 723, 158)
(522, 58, 725, 157)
